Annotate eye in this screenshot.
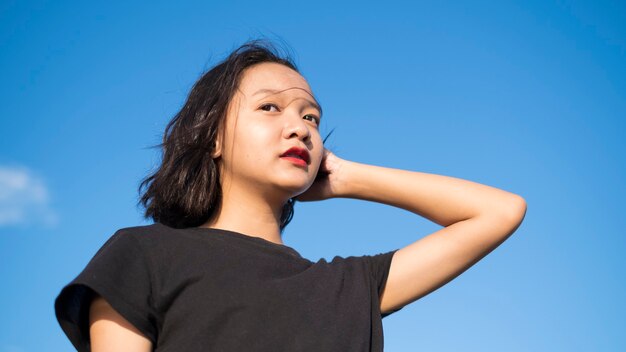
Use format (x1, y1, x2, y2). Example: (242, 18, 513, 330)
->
(260, 103, 280, 112)
(303, 114, 320, 126)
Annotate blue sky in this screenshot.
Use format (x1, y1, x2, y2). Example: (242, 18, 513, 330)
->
(1, 0, 625, 350)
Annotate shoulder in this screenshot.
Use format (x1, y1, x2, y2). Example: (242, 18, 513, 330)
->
(89, 223, 184, 263)
(105, 223, 225, 265)
(110, 222, 181, 245)
(114, 222, 171, 237)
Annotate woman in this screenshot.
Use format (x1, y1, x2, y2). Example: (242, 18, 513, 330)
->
(55, 40, 527, 351)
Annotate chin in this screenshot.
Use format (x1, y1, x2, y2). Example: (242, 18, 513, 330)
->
(267, 171, 315, 195)
(276, 179, 312, 196)
(284, 182, 311, 195)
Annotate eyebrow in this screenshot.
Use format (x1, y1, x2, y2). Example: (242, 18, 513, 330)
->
(252, 88, 323, 115)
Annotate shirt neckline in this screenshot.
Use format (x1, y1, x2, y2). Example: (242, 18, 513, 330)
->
(180, 225, 303, 259)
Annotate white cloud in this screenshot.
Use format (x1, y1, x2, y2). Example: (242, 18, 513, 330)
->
(0, 166, 58, 227)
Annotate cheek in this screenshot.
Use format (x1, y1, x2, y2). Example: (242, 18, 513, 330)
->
(231, 122, 276, 162)
(311, 144, 325, 171)
(314, 136, 324, 161)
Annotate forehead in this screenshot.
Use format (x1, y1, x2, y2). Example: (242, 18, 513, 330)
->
(238, 62, 313, 97)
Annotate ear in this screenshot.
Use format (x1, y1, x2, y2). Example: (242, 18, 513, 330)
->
(211, 138, 222, 159)
(210, 128, 223, 159)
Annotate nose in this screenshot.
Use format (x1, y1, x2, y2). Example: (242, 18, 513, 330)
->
(283, 111, 311, 142)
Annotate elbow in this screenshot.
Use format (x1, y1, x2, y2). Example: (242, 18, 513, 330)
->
(474, 195, 526, 242)
(479, 195, 526, 243)
(511, 195, 527, 220)
(501, 194, 527, 230)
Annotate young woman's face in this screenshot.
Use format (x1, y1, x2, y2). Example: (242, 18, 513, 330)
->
(215, 62, 324, 200)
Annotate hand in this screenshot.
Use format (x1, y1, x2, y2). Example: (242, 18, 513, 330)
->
(295, 148, 348, 202)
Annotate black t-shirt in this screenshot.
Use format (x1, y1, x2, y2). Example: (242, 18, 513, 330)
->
(55, 223, 402, 351)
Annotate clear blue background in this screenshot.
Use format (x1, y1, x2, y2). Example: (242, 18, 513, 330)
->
(1, 0, 624, 351)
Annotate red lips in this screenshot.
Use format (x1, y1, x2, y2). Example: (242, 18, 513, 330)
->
(280, 147, 310, 165)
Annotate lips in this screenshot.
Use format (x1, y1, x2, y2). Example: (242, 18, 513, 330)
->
(280, 147, 310, 165)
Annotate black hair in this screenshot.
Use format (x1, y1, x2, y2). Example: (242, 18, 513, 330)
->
(138, 39, 313, 232)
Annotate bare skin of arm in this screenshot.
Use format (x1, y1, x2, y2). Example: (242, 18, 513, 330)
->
(89, 294, 153, 352)
(337, 160, 527, 313)
(297, 151, 527, 314)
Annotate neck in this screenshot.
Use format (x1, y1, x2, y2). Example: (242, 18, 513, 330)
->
(200, 182, 288, 246)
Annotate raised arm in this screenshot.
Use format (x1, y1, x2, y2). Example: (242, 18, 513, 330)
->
(297, 150, 527, 314)
(89, 294, 153, 352)
(338, 161, 526, 313)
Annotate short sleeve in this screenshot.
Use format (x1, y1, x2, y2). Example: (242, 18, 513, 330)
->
(367, 249, 404, 318)
(54, 230, 158, 351)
